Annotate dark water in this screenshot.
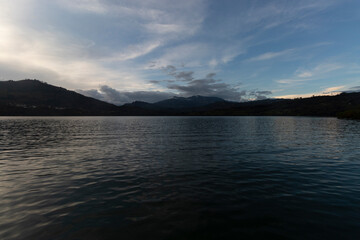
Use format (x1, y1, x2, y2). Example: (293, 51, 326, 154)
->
(1, 117, 360, 239)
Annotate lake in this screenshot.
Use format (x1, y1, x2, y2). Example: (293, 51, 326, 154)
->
(1, 116, 360, 239)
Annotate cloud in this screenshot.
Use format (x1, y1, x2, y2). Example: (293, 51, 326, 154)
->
(295, 63, 343, 78)
(58, 0, 107, 14)
(297, 72, 313, 78)
(160, 65, 245, 101)
(277, 63, 343, 85)
(276, 79, 309, 84)
(323, 85, 345, 93)
(248, 90, 273, 100)
(58, 0, 205, 39)
(162, 65, 194, 82)
(245, 42, 332, 64)
(78, 85, 175, 105)
(154, 65, 272, 102)
(167, 79, 245, 101)
(104, 41, 162, 62)
(144, 23, 192, 35)
(247, 49, 295, 62)
(203, 0, 339, 40)
(151, 41, 246, 68)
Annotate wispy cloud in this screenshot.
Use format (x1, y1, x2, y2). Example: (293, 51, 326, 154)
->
(58, 0, 107, 14)
(247, 49, 295, 62)
(295, 63, 343, 79)
(276, 63, 343, 85)
(144, 23, 195, 35)
(206, 0, 340, 39)
(104, 41, 162, 62)
(151, 41, 246, 68)
(276, 79, 309, 84)
(323, 85, 345, 93)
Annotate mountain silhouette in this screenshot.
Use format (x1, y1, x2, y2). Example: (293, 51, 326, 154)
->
(0, 79, 119, 115)
(153, 96, 226, 109)
(1, 79, 360, 119)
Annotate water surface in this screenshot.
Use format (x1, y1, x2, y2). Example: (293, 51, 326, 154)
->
(1, 116, 360, 239)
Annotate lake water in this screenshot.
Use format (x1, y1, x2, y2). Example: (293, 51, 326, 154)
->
(0, 116, 360, 239)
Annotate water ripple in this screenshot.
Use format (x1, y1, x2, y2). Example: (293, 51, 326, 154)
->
(1, 116, 360, 239)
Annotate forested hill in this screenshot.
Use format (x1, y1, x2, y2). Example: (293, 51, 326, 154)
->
(182, 92, 360, 119)
(0, 80, 119, 115)
(118, 92, 360, 119)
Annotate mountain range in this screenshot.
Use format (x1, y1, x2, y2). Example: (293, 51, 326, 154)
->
(0, 79, 360, 119)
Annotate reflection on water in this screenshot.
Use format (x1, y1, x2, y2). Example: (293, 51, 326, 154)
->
(1, 116, 360, 239)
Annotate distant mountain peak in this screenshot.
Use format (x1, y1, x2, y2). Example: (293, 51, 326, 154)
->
(153, 95, 226, 109)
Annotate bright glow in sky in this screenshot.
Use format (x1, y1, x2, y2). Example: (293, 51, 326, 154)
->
(1, 0, 360, 103)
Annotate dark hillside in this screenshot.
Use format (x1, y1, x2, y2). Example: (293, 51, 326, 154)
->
(154, 96, 225, 109)
(1, 80, 360, 118)
(187, 92, 360, 118)
(0, 80, 119, 115)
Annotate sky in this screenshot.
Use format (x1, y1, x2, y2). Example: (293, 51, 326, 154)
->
(1, 0, 360, 104)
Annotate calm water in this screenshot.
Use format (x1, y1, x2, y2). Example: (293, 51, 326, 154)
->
(1, 116, 360, 239)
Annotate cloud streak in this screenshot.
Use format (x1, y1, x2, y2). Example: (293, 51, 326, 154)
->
(247, 49, 295, 62)
(276, 63, 343, 85)
(295, 63, 343, 79)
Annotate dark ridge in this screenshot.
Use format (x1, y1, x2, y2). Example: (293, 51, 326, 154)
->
(120, 92, 360, 118)
(186, 93, 360, 118)
(0, 79, 119, 116)
(153, 95, 226, 109)
(1, 80, 360, 119)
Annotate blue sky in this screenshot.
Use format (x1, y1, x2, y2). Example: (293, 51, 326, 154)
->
(1, 0, 360, 104)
